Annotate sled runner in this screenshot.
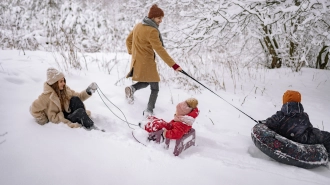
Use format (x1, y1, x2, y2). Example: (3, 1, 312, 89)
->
(149, 128, 196, 156)
(251, 123, 328, 169)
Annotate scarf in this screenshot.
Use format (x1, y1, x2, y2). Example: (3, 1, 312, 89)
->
(174, 115, 195, 126)
(142, 16, 165, 47)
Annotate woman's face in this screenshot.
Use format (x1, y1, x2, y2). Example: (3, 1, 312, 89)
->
(58, 77, 66, 90)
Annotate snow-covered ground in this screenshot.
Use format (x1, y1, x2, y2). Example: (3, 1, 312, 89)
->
(0, 49, 329, 185)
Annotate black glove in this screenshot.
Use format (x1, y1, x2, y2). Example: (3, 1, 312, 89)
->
(148, 134, 156, 141)
(258, 120, 266, 124)
(148, 130, 164, 143)
(86, 82, 97, 95)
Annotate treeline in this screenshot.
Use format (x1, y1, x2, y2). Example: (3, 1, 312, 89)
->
(0, 0, 329, 70)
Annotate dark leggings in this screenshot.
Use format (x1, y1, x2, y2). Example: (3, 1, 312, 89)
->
(63, 96, 94, 128)
(320, 131, 330, 156)
(132, 82, 159, 111)
(299, 128, 330, 157)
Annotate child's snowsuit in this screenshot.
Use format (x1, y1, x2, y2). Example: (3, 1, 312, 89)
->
(145, 107, 199, 139)
(264, 90, 330, 157)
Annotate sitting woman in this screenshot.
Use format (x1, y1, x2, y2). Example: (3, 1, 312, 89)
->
(30, 67, 98, 129)
(261, 90, 330, 158)
(143, 98, 199, 140)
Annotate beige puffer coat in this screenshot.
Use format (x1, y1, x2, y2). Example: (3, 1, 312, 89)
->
(126, 23, 176, 82)
(30, 82, 91, 126)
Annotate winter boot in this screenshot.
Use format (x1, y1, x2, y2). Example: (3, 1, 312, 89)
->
(67, 108, 94, 128)
(143, 109, 153, 118)
(84, 125, 105, 132)
(125, 86, 135, 104)
(80, 115, 94, 129)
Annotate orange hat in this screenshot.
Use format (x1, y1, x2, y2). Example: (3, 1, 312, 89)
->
(283, 90, 301, 104)
(148, 4, 164, 19)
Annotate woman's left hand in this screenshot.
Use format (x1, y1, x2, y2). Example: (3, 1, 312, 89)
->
(86, 82, 98, 94)
(175, 67, 182, 72)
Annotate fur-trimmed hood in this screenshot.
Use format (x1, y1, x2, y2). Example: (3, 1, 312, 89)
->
(281, 102, 304, 116)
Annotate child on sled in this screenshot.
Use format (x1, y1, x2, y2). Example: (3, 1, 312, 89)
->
(142, 98, 199, 140)
(261, 90, 330, 158)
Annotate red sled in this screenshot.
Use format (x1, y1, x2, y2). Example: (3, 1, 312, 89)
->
(149, 128, 196, 156)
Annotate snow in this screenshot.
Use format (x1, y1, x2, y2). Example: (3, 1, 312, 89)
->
(0, 49, 330, 185)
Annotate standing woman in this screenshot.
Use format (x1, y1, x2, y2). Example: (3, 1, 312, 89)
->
(30, 67, 98, 129)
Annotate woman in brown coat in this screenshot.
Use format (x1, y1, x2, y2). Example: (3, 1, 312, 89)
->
(125, 4, 182, 116)
(30, 68, 98, 129)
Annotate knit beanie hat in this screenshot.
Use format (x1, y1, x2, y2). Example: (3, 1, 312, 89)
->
(46, 67, 65, 85)
(176, 101, 193, 116)
(186, 98, 198, 109)
(283, 90, 301, 104)
(148, 4, 164, 19)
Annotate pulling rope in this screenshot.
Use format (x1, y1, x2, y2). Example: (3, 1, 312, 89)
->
(95, 84, 139, 129)
(131, 132, 147, 146)
(180, 70, 258, 123)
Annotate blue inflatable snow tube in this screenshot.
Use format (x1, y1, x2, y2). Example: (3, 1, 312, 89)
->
(251, 123, 328, 169)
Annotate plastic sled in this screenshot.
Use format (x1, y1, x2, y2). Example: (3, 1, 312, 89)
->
(251, 123, 328, 169)
(149, 128, 196, 156)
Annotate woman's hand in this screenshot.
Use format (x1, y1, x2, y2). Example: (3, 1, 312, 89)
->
(175, 67, 182, 72)
(86, 82, 98, 94)
(68, 123, 82, 128)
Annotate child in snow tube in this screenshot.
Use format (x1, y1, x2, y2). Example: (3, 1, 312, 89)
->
(30, 67, 98, 129)
(144, 98, 199, 140)
(260, 90, 330, 158)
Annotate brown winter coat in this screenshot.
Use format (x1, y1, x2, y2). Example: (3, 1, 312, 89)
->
(126, 23, 176, 82)
(30, 82, 91, 126)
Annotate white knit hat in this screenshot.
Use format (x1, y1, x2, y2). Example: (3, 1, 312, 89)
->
(46, 67, 65, 85)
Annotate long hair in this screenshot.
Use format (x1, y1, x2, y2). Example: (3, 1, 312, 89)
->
(50, 78, 69, 111)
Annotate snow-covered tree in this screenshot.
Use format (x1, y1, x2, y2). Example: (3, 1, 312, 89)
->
(171, 0, 330, 70)
(0, 0, 329, 71)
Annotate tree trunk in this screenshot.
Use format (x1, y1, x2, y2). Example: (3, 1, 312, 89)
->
(316, 46, 328, 69)
(320, 52, 329, 69)
(289, 41, 297, 58)
(262, 25, 281, 68)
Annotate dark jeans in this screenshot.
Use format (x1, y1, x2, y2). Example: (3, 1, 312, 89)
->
(63, 96, 94, 128)
(132, 82, 159, 111)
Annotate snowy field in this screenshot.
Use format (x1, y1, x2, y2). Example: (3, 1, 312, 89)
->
(0, 49, 330, 185)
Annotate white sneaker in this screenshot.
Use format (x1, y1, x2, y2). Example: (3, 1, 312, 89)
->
(125, 86, 134, 104)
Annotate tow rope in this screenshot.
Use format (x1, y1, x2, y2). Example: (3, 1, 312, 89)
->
(180, 70, 258, 123)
